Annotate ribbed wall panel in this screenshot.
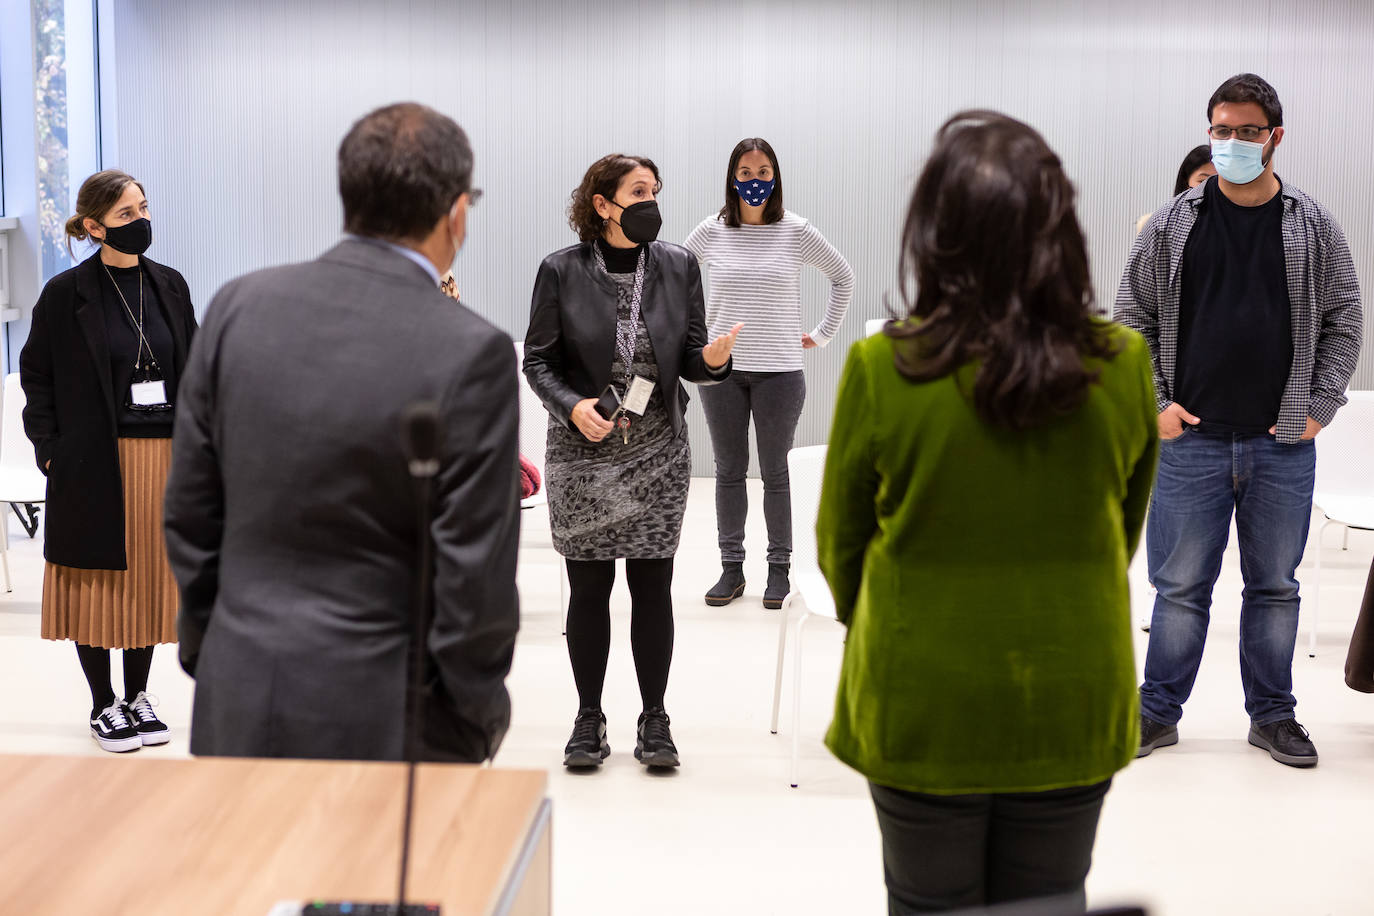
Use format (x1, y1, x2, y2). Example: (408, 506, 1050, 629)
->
(112, 0, 1374, 475)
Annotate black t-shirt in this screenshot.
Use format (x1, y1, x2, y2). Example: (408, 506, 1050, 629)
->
(1174, 177, 1292, 436)
(100, 263, 176, 438)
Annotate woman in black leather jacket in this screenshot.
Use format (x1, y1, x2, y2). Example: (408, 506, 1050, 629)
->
(524, 153, 740, 771)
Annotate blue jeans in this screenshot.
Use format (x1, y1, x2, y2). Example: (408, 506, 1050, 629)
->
(1140, 429, 1316, 726)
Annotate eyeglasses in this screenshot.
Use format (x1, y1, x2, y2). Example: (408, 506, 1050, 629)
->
(466, 188, 483, 206)
(1208, 124, 1272, 142)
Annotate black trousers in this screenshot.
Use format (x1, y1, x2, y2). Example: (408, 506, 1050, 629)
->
(564, 557, 674, 711)
(869, 779, 1111, 915)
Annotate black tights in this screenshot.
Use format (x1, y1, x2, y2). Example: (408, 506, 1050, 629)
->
(75, 644, 154, 715)
(564, 557, 674, 711)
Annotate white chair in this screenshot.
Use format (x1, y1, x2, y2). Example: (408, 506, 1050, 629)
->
(864, 318, 888, 337)
(513, 342, 569, 632)
(769, 444, 842, 787)
(0, 373, 47, 592)
(1309, 391, 1374, 656)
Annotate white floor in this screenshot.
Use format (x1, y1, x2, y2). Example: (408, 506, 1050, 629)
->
(2, 480, 1372, 915)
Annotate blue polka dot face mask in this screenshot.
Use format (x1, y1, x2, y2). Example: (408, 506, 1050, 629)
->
(733, 177, 775, 208)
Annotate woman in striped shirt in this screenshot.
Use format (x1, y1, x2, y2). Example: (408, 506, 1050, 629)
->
(685, 138, 854, 609)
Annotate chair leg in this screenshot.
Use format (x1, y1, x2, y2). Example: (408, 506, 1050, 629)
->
(770, 591, 796, 735)
(1342, 525, 1349, 550)
(1, 527, 10, 594)
(790, 611, 811, 788)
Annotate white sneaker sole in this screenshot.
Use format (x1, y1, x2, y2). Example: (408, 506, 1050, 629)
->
(139, 729, 171, 746)
(92, 731, 142, 753)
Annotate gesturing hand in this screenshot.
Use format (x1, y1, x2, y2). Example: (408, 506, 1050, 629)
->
(571, 398, 614, 443)
(704, 322, 744, 369)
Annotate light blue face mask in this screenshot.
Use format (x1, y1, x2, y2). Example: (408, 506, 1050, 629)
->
(1210, 136, 1270, 185)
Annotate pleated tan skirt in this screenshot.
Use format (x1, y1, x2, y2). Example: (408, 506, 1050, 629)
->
(41, 438, 178, 649)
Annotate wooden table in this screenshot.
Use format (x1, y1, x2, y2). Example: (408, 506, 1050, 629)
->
(0, 754, 551, 916)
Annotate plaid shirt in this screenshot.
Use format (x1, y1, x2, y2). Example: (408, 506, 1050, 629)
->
(1114, 179, 1363, 443)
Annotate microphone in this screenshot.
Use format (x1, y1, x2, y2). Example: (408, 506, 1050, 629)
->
(402, 401, 441, 479)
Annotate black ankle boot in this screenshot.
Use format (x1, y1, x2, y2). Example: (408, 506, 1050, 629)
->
(763, 563, 791, 610)
(704, 562, 746, 606)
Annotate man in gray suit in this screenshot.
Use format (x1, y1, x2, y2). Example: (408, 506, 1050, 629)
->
(165, 102, 519, 762)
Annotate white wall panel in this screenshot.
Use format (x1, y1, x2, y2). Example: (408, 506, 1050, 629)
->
(110, 0, 1374, 474)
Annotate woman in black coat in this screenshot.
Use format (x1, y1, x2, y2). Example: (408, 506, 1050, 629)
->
(524, 154, 740, 771)
(20, 169, 197, 753)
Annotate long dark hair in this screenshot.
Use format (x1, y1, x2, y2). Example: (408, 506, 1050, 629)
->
(717, 138, 784, 228)
(1173, 144, 1212, 195)
(886, 110, 1120, 431)
(568, 154, 661, 241)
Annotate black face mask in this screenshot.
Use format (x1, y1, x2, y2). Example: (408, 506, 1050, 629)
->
(99, 217, 153, 256)
(612, 200, 662, 244)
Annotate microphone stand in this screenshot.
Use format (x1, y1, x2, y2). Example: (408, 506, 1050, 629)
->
(397, 402, 442, 915)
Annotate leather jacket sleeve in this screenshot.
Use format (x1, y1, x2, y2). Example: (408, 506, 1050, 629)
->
(523, 258, 584, 429)
(679, 253, 731, 384)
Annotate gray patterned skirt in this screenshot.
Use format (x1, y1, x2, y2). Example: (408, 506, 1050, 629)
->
(545, 398, 690, 561)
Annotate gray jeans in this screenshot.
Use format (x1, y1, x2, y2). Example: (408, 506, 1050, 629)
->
(699, 369, 806, 566)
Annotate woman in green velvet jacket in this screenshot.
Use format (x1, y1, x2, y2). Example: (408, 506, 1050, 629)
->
(817, 111, 1159, 915)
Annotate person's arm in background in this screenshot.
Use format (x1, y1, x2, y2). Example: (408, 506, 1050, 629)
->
(19, 288, 60, 473)
(164, 291, 226, 678)
(798, 222, 854, 349)
(1306, 214, 1363, 430)
(817, 341, 880, 626)
(1113, 216, 1172, 414)
(1121, 333, 1161, 560)
(425, 335, 521, 761)
(523, 259, 584, 428)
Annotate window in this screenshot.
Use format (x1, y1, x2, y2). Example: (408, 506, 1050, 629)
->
(35, 0, 101, 280)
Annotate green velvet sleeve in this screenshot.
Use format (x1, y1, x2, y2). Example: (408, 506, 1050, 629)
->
(817, 340, 880, 627)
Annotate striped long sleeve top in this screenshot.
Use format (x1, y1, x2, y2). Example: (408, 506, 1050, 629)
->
(684, 211, 854, 372)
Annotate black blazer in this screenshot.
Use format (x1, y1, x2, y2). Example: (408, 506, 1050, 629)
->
(19, 252, 197, 569)
(523, 241, 729, 435)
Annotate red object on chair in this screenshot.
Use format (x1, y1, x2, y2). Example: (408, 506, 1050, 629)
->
(519, 454, 542, 500)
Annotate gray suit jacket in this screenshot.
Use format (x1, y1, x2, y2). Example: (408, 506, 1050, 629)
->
(166, 237, 520, 762)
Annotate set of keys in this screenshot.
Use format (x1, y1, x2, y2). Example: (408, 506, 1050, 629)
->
(617, 414, 631, 445)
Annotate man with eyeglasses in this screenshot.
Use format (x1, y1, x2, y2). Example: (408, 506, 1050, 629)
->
(165, 103, 520, 763)
(1116, 73, 1363, 768)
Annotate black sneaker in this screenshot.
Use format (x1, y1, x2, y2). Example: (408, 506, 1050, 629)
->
(1136, 715, 1179, 758)
(763, 563, 791, 610)
(705, 563, 746, 607)
(1248, 718, 1318, 768)
(634, 707, 680, 767)
(90, 701, 142, 753)
(123, 691, 171, 746)
(563, 707, 610, 768)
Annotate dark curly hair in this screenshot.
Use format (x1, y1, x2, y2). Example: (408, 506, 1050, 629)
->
(886, 110, 1120, 431)
(568, 154, 661, 242)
